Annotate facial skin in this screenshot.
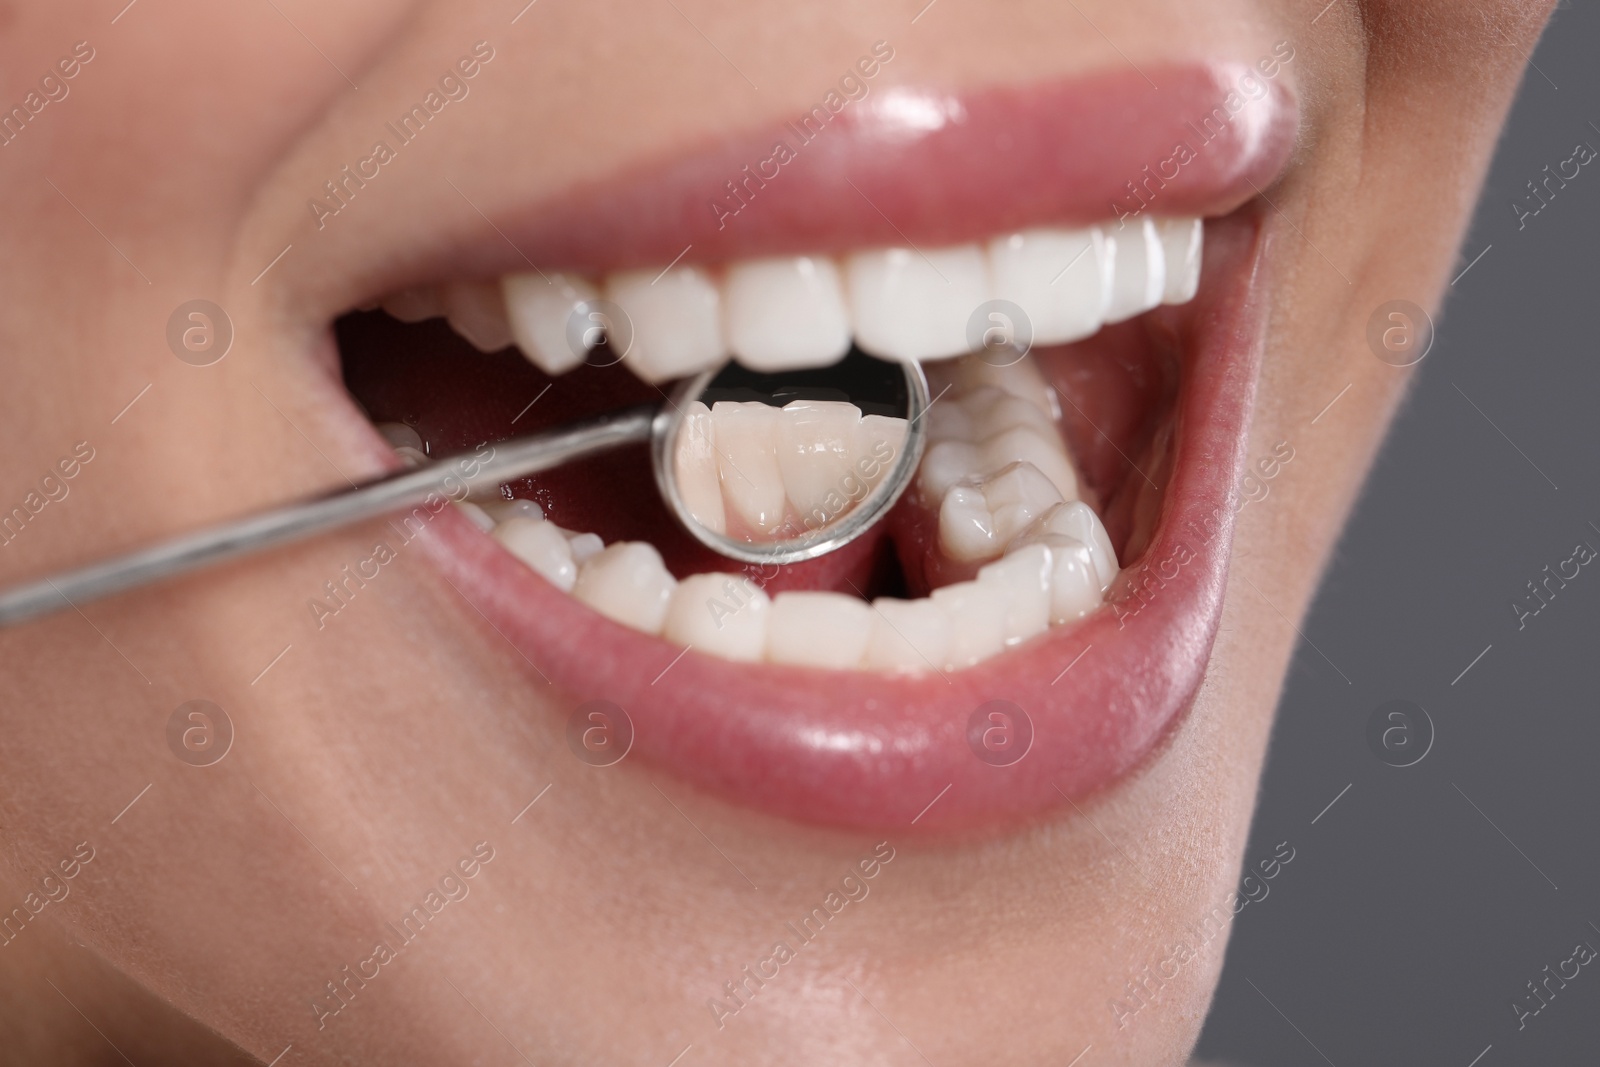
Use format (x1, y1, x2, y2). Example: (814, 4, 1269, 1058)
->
(0, 1, 1553, 1064)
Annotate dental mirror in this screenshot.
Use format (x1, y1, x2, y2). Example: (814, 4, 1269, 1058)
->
(653, 349, 929, 565)
(0, 352, 928, 627)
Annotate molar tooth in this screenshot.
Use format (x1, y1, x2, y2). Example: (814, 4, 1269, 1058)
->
(382, 286, 444, 323)
(442, 280, 514, 352)
(978, 426, 1079, 502)
(930, 579, 1010, 669)
(662, 572, 770, 661)
(711, 402, 788, 535)
(502, 271, 600, 376)
(987, 227, 1107, 345)
(776, 400, 861, 526)
(938, 462, 1064, 564)
(938, 485, 998, 562)
(571, 542, 676, 634)
(863, 598, 952, 673)
(493, 517, 578, 592)
(977, 543, 1053, 644)
(1157, 217, 1203, 304)
(963, 388, 1062, 445)
(724, 256, 851, 371)
(607, 265, 725, 383)
(931, 353, 1058, 420)
(918, 440, 983, 498)
(1020, 501, 1119, 591)
(675, 400, 726, 535)
(980, 462, 1065, 545)
(1102, 217, 1167, 323)
(926, 403, 976, 444)
(766, 591, 873, 669)
(846, 245, 989, 362)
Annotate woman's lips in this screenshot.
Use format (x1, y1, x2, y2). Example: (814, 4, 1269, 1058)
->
(363, 65, 1293, 830)
(421, 212, 1271, 831)
(485, 62, 1296, 274)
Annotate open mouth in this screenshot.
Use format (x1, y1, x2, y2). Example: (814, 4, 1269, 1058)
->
(324, 63, 1294, 830)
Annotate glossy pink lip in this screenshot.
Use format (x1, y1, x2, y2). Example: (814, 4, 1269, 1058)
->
(410, 67, 1289, 831)
(478, 62, 1296, 274)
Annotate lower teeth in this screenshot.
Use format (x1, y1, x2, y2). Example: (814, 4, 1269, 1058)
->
(476, 351, 1118, 673)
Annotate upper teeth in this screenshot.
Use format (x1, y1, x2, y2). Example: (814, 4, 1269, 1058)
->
(389, 216, 1202, 381)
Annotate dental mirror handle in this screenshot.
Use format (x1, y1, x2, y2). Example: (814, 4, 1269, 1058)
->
(0, 405, 659, 628)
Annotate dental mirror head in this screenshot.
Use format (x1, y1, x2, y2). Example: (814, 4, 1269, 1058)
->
(652, 350, 929, 566)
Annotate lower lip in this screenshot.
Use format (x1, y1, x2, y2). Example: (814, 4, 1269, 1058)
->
(425, 211, 1270, 832)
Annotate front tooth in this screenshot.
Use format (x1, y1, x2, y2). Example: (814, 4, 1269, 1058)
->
(863, 597, 952, 673)
(711, 402, 789, 536)
(607, 265, 725, 383)
(675, 401, 727, 535)
(846, 245, 989, 362)
(442, 280, 514, 352)
(1019, 501, 1119, 591)
(977, 543, 1053, 644)
(856, 414, 909, 488)
(571, 542, 676, 634)
(382, 286, 444, 323)
(987, 228, 1107, 345)
(1157, 217, 1203, 304)
(930, 579, 1010, 670)
(724, 256, 851, 371)
(938, 485, 997, 561)
(493, 517, 578, 592)
(776, 400, 861, 528)
(662, 572, 770, 660)
(1102, 217, 1167, 324)
(502, 271, 600, 376)
(766, 591, 872, 669)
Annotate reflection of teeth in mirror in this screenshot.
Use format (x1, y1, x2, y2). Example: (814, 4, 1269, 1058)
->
(674, 400, 908, 542)
(428, 217, 1205, 380)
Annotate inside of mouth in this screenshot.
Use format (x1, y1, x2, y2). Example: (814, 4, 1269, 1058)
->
(333, 223, 1189, 673)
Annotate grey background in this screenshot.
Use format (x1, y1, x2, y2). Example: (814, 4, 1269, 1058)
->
(1196, 4, 1600, 1066)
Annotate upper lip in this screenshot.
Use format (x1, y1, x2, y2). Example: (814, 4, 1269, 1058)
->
(324, 61, 1296, 303)
(324, 63, 1294, 831)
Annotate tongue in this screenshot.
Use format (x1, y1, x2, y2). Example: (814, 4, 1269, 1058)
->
(337, 311, 895, 594)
